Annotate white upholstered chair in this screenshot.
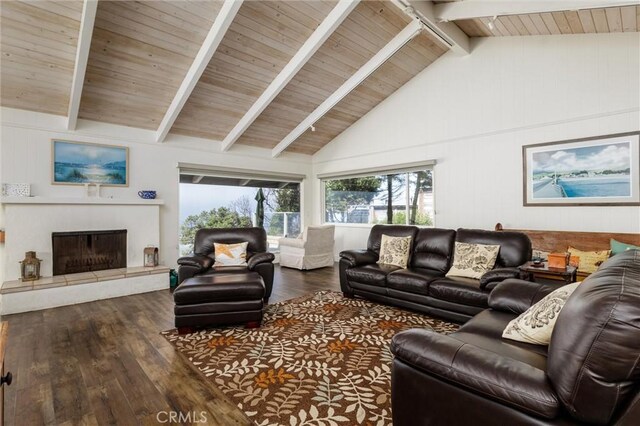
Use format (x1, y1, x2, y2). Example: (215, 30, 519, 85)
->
(278, 225, 335, 270)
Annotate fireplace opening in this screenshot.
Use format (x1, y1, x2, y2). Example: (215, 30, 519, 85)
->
(52, 230, 127, 275)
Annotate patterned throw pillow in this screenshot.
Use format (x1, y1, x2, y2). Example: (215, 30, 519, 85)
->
(568, 246, 610, 274)
(214, 242, 248, 267)
(503, 283, 580, 345)
(377, 234, 412, 268)
(446, 242, 500, 280)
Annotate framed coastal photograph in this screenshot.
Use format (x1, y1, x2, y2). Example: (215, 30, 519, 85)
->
(52, 140, 129, 186)
(523, 132, 640, 206)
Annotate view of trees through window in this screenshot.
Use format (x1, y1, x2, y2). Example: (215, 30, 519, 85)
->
(324, 170, 433, 225)
(179, 181, 300, 255)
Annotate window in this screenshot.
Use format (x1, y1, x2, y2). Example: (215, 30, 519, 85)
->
(178, 166, 303, 255)
(323, 168, 434, 226)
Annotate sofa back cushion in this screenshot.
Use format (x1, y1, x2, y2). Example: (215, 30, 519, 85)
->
(410, 228, 456, 273)
(367, 225, 418, 255)
(548, 250, 640, 424)
(456, 228, 531, 268)
(194, 227, 267, 258)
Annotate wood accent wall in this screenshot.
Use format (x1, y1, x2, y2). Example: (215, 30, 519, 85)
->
(496, 223, 640, 253)
(457, 6, 640, 37)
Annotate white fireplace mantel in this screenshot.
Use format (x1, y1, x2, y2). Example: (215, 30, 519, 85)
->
(1, 200, 161, 281)
(1, 196, 164, 205)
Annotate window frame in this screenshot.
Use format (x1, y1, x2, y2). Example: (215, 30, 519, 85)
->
(320, 163, 436, 227)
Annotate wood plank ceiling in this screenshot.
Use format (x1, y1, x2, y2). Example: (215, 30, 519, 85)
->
(231, 1, 446, 155)
(456, 6, 640, 37)
(1, 0, 84, 115)
(1, 1, 638, 156)
(78, 1, 224, 129)
(171, 1, 337, 140)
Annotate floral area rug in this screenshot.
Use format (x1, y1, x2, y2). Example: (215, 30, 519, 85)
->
(162, 291, 459, 426)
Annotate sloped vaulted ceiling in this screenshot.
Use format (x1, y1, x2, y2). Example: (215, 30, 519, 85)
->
(1, 1, 638, 156)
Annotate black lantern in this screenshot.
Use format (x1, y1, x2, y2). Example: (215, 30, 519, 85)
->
(144, 246, 159, 267)
(20, 251, 41, 281)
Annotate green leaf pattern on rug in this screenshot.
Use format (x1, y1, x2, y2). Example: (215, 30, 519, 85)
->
(162, 291, 458, 426)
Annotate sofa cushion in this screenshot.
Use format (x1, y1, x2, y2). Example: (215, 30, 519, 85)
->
(429, 277, 489, 308)
(457, 228, 531, 268)
(387, 268, 443, 295)
(367, 225, 418, 255)
(346, 263, 401, 287)
(410, 228, 456, 273)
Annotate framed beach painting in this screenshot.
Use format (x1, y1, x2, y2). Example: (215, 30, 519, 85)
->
(523, 132, 640, 206)
(52, 140, 129, 186)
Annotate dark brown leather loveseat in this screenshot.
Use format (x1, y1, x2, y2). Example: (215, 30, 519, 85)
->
(339, 225, 531, 322)
(177, 227, 275, 301)
(391, 249, 640, 425)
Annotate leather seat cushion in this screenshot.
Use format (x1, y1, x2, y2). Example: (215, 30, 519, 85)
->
(459, 310, 549, 358)
(174, 273, 265, 305)
(429, 277, 489, 308)
(199, 266, 251, 275)
(346, 264, 401, 287)
(387, 268, 443, 295)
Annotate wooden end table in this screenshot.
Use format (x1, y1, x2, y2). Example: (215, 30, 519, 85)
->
(518, 262, 577, 284)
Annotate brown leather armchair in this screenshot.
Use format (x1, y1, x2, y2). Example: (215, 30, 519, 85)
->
(390, 250, 640, 425)
(177, 227, 275, 300)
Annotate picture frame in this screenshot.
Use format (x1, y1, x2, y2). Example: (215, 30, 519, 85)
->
(52, 140, 129, 186)
(523, 131, 640, 206)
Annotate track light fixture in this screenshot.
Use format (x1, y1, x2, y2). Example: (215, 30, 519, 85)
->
(487, 15, 497, 31)
(310, 125, 316, 132)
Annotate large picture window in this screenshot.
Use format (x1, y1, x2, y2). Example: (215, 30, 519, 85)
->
(323, 168, 434, 226)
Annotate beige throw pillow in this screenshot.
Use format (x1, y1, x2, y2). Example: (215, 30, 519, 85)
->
(377, 234, 412, 268)
(214, 242, 248, 267)
(568, 246, 610, 274)
(446, 242, 500, 279)
(502, 282, 580, 345)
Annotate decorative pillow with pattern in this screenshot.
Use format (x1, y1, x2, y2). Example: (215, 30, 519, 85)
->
(377, 234, 412, 268)
(214, 242, 248, 267)
(568, 246, 610, 274)
(446, 242, 500, 279)
(503, 282, 580, 345)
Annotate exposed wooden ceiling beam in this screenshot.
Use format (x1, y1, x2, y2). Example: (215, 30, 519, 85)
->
(392, 0, 470, 55)
(434, 0, 640, 22)
(67, 0, 98, 130)
(272, 19, 424, 158)
(221, 0, 360, 152)
(155, 0, 243, 143)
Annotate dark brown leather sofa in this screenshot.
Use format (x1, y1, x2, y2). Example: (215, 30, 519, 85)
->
(391, 249, 640, 425)
(339, 225, 531, 322)
(177, 227, 275, 301)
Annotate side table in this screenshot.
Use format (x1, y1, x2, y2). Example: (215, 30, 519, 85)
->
(518, 262, 577, 285)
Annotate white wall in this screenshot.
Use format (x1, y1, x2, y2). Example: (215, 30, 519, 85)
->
(311, 33, 640, 256)
(0, 108, 313, 283)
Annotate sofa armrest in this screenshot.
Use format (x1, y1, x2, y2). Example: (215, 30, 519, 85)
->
(391, 329, 560, 419)
(177, 253, 213, 271)
(479, 267, 521, 290)
(339, 249, 378, 267)
(248, 252, 275, 270)
(488, 279, 565, 315)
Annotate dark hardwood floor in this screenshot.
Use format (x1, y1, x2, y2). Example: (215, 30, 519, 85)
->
(2, 265, 340, 426)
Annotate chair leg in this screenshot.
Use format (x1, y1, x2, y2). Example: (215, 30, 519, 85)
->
(177, 326, 194, 335)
